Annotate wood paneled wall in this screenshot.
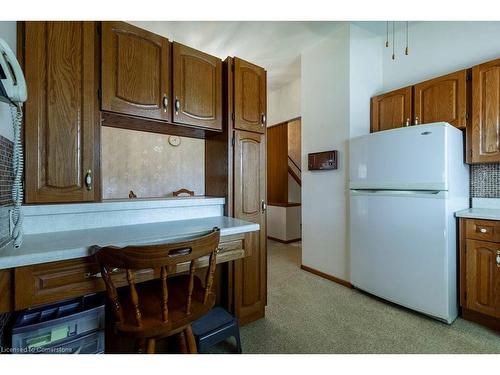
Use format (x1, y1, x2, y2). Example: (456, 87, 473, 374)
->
(267, 123, 288, 204)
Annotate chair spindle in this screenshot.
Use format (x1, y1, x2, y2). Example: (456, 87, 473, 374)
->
(100, 265, 124, 323)
(186, 260, 196, 314)
(204, 252, 217, 304)
(126, 269, 142, 326)
(160, 266, 169, 322)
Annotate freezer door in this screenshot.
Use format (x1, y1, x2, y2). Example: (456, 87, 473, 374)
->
(349, 190, 457, 323)
(349, 123, 450, 190)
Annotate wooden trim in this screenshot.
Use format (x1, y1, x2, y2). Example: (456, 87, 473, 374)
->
(288, 165, 301, 187)
(300, 264, 353, 289)
(462, 308, 500, 332)
(267, 116, 302, 129)
(267, 202, 301, 207)
(101, 111, 214, 139)
(268, 236, 301, 244)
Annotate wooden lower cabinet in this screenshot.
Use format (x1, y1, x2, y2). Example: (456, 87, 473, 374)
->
(459, 218, 500, 330)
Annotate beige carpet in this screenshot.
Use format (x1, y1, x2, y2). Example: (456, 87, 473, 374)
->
(210, 240, 500, 354)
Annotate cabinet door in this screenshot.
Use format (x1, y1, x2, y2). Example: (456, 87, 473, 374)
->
(465, 240, 500, 318)
(234, 58, 266, 134)
(371, 86, 412, 132)
(413, 70, 467, 128)
(233, 130, 267, 324)
(101, 21, 170, 121)
(470, 58, 500, 163)
(24, 22, 99, 203)
(172, 42, 222, 131)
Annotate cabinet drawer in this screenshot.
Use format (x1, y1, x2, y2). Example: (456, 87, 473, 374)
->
(465, 219, 500, 242)
(14, 259, 156, 310)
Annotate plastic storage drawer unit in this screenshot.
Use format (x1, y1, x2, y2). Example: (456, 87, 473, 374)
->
(11, 294, 105, 354)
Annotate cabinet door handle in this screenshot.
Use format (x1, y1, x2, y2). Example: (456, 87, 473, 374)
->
(85, 267, 118, 279)
(85, 169, 92, 191)
(405, 118, 410, 127)
(496, 250, 500, 267)
(414, 116, 419, 125)
(175, 98, 180, 115)
(479, 228, 488, 233)
(261, 200, 267, 213)
(162, 94, 168, 112)
(261, 113, 266, 126)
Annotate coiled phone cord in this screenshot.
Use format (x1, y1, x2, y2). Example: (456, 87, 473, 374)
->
(10, 103, 23, 248)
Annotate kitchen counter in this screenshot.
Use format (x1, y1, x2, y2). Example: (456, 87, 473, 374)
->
(0, 216, 259, 270)
(455, 198, 500, 221)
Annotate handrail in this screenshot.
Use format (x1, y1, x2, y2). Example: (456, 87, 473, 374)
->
(288, 166, 301, 187)
(288, 155, 301, 172)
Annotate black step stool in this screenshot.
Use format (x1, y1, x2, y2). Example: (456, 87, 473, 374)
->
(191, 307, 242, 353)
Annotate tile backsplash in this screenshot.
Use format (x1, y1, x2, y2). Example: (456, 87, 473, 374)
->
(470, 163, 500, 198)
(0, 135, 13, 248)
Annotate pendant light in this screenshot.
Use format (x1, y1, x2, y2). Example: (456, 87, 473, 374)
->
(385, 21, 410, 60)
(392, 21, 395, 60)
(405, 21, 409, 55)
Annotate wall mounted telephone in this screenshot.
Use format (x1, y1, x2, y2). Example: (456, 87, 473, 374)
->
(0, 38, 27, 248)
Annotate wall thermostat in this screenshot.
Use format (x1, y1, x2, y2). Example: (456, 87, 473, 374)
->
(308, 150, 338, 170)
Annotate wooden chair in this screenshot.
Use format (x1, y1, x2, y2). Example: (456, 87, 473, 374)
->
(93, 228, 221, 354)
(173, 188, 194, 197)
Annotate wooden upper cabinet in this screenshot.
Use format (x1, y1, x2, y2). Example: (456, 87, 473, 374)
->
(470, 58, 500, 163)
(413, 70, 467, 128)
(234, 58, 266, 134)
(101, 21, 170, 122)
(23, 22, 100, 203)
(371, 87, 412, 132)
(465, 240, 500, 319)
(172, 42, 222, 131)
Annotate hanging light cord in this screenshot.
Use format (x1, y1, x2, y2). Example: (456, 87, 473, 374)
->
(392, 21, 395, 60)
(405, 21, 409, 55)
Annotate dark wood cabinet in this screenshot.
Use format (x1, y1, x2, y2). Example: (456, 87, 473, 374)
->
(232, 130, 267, 324)
(413, 70, 467, 129)
(469, 58, 500, 163)
(234, 58, 266, 134)
(459, 218, 500, 331)
(101, 21, 171, 122)
(22, 21, 100, 203)
(371, 86, 412, 132)
(172, 42, 222, 131)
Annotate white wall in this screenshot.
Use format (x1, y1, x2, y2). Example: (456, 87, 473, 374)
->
(0, 22, 17, 141)
(382, 21, 500, 92)
(267, 77, 301, 126)
(301, 24, 382, 281)
(301, 24, 351, 280)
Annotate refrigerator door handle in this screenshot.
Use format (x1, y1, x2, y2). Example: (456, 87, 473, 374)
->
(350, 189, 446, 198)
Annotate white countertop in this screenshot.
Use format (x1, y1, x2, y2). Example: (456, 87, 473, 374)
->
(0, 216, 259, 270)
(455, 208, 500, 221)
(455, 198, 500, 221)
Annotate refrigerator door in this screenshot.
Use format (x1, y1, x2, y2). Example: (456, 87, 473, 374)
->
(350, 123, 450, 190)
(350, 189, 457, 323)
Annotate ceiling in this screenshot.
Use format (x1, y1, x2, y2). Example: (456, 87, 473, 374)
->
(131, 21, 350, 91)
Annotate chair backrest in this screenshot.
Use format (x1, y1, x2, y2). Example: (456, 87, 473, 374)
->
(93, 228, 220, 327)
(173, 188, 194, 197)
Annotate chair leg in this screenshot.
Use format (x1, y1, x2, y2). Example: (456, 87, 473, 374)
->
(146, 338, 156, 354)
(177, 331, 188, 353)
(234, 328, 242, 354)
(185, 325, 198, 354)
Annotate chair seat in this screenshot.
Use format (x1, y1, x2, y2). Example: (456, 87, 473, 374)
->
(115, 275, 215, 339)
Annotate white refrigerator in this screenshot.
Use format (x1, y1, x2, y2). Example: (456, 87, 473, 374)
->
(349, 122, 469, 323)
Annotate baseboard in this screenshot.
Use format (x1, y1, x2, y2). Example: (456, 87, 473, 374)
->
(267, 236, 301, 244)
(300, 264, 353, 289)
(462, 308, 500, 332)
